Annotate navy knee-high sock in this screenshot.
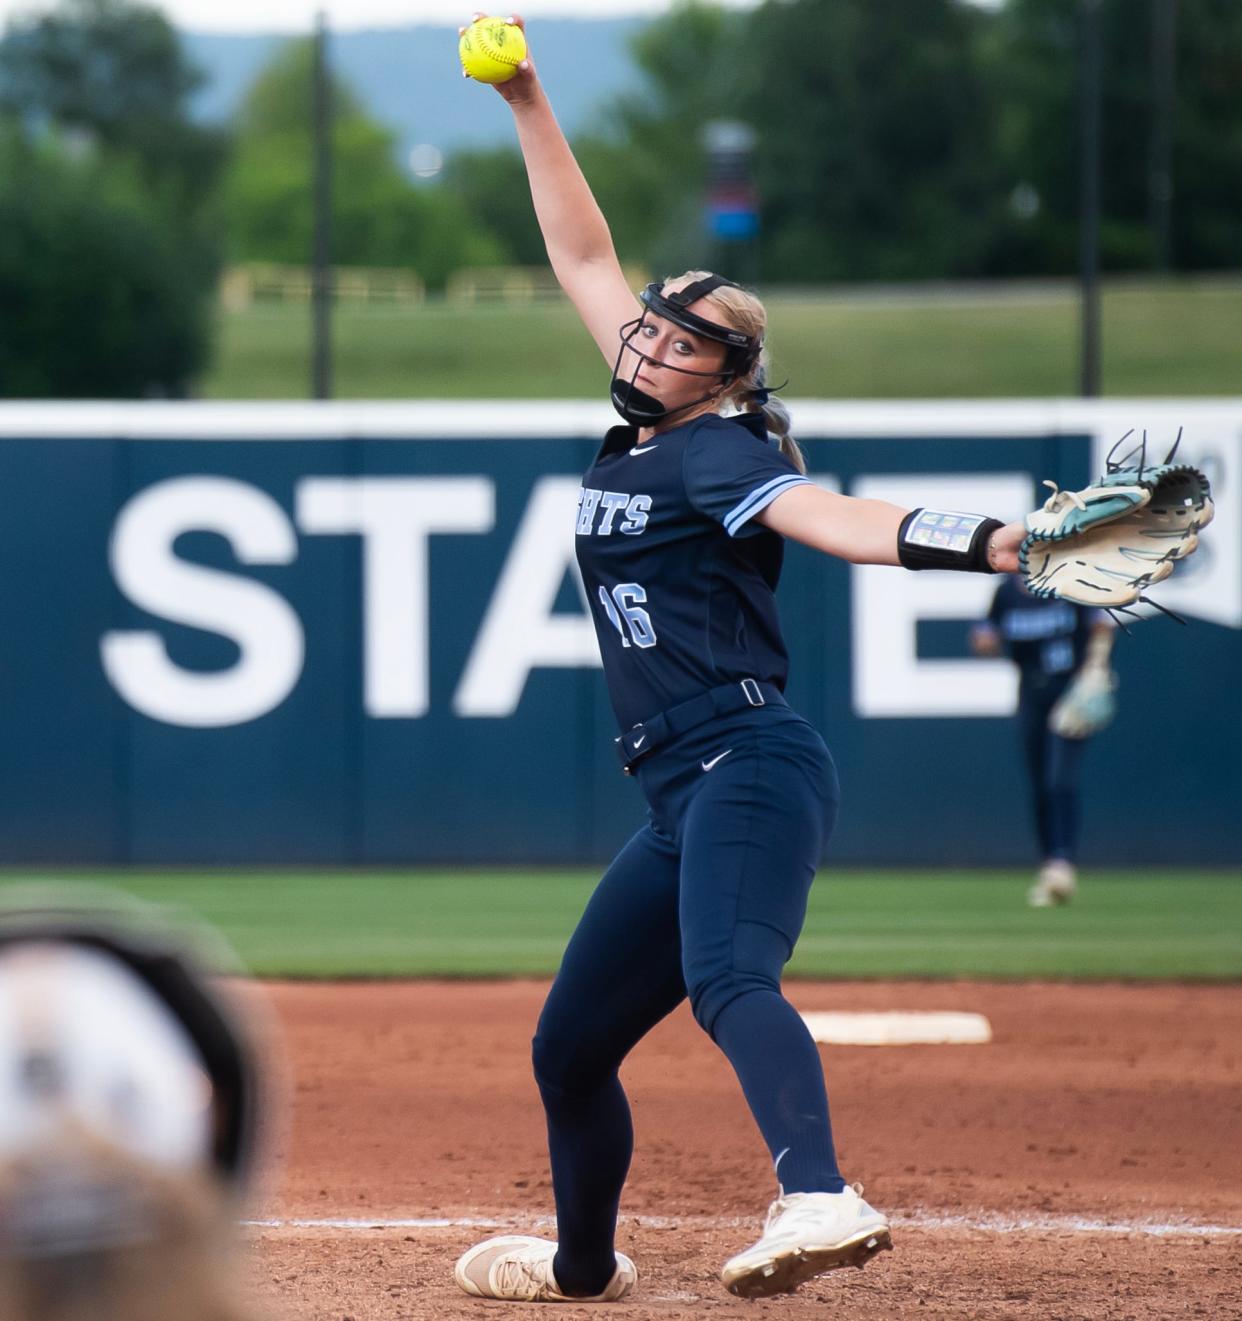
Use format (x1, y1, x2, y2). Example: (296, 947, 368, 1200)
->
(537, 1071, 632, 1295)
(1045, 735, 1085, 862)
(711, 989, 845, 1195)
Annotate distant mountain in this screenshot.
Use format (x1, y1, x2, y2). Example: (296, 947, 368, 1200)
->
(182, 19, 648, 175)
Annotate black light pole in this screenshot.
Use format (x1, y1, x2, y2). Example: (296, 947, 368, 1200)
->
(1078, 0, 1103, 398)
(1149, 0, 1177, 271)
(311, 9, 333, 400)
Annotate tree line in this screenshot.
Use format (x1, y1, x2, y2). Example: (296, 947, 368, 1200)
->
(2, 0, 1239, 397)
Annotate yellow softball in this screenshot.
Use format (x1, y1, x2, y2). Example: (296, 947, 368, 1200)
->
(459, 16, 527, 85)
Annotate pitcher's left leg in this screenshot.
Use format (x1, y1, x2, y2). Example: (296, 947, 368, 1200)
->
(678, 723, 842, 1194)
(678, 722, 892, 1297)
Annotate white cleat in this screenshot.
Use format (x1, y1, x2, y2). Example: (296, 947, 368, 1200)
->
(721, 1185, 893, 1298)
(453, 1234, 636, 1302)
(1028, 859, 1078, 907)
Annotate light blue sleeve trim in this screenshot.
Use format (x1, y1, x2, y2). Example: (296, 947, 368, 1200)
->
(723, 474, 811, 537)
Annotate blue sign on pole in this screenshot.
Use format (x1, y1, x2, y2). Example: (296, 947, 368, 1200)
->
(708, 201, 760, 240)
(704, 120, 759, 242)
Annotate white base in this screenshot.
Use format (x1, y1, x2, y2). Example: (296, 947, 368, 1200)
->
(800, 1011, 993, 1046)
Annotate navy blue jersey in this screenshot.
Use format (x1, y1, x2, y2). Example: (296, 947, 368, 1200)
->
(987, 575, 1100, 685)
(575, 410, 811, 732)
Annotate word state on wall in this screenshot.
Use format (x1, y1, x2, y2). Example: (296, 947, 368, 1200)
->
(101, 468, 1055, 729)
(103, 474, 600, 727)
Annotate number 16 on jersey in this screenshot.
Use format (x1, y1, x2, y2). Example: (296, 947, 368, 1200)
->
(598, 583, 657, 649)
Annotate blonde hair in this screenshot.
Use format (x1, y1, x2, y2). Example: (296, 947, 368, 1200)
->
(661, 271, 806, 475)
(0, 1131, 261, 1321)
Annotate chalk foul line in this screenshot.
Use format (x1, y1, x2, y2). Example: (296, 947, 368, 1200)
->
(245, 1210, 1242, 1238)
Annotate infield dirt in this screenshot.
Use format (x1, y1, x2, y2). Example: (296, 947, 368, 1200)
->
(245, 979, 1242, 1319)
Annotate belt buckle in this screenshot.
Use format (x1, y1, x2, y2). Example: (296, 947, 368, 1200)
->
(740, 678, 765, 707)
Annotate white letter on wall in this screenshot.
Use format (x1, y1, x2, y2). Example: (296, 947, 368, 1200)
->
(101, 477, 303, 727)
(297, 477, 494, 717)
(454, 477, 602, 717)
(852, 473, 1032, 717)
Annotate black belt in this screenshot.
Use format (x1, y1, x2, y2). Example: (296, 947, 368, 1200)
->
(614, 679, 786, 775)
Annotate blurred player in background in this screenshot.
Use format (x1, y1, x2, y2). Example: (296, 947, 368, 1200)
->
(972, 575, 1118, 906)
(452, 13, 1032, 1304)
(0, 889, 266, 1321)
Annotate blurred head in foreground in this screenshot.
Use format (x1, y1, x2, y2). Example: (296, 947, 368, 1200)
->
(0, 892, 263, 1321)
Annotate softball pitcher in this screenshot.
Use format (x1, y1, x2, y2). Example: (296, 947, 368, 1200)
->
(454, 15, 1028, 1302)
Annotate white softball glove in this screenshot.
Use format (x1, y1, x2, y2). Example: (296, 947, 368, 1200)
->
(1048, 662, 1117, 739)
(1019, 461, 1213, 609)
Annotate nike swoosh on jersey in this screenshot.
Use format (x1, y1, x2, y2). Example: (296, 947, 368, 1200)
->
(628, 445, 660, 456)
(701, 750, 733, 772)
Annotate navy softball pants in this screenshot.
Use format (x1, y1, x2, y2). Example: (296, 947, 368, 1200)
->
(1018, 679, 1087, 862)
(531, 705, 843, 1294)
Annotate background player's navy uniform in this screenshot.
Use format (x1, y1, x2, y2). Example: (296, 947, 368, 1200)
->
(985, 575, 1103, 865)
(533, 410, 846, 1295)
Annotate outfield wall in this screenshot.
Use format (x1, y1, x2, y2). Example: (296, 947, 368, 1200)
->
(1, 399, 1238, 867)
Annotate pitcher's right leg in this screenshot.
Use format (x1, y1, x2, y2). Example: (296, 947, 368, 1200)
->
(455, 823, 685, 1302)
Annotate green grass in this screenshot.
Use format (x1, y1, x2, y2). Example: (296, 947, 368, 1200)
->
(3, 870, 1239, 981)
(201, 278, 1242, 400)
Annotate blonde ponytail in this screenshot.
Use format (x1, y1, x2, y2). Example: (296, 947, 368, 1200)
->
(742, 363, 805, 475)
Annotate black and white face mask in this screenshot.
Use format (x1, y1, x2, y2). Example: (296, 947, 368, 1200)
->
(609, 275, 761, 427)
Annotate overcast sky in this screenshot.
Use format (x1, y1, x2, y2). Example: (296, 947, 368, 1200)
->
(0, 0, 767, 33)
